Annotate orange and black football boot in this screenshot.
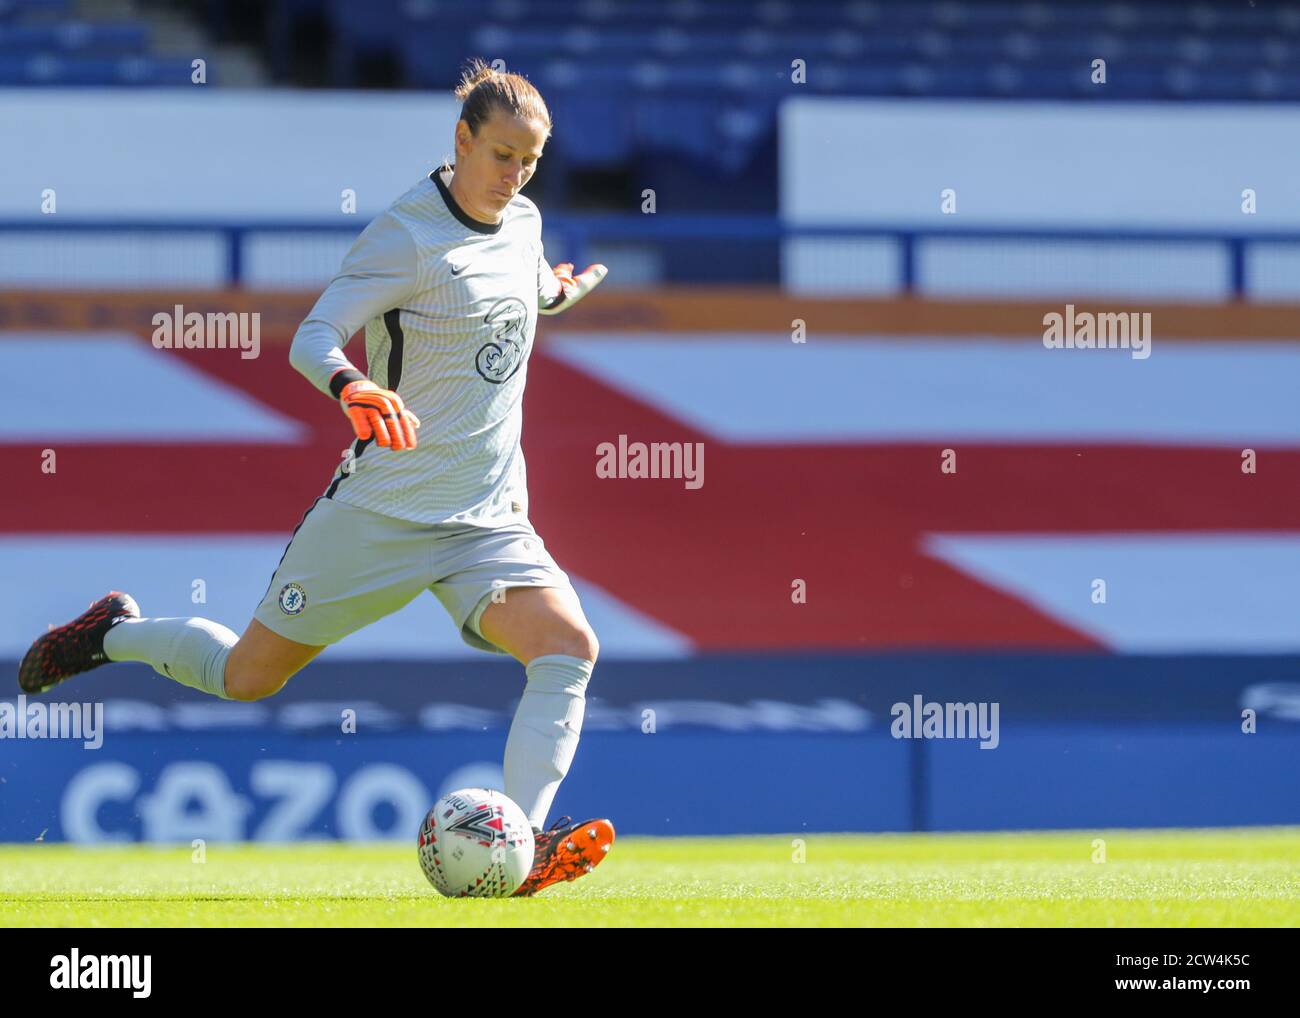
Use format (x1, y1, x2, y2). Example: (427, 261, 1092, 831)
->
(18, 591, 139, 695)
(512, 815, 615, 896)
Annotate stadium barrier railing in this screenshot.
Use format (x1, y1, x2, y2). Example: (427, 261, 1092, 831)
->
(4, 217, 1300, 300)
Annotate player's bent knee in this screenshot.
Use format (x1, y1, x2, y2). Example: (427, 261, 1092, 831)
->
(534, 622, 599, 665)
(222, 664, 290, 702)
(223, 620, 321, 701)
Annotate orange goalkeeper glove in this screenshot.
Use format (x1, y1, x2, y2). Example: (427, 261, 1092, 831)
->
(337, 378, 421, 450)
(540, 262, 608, 315)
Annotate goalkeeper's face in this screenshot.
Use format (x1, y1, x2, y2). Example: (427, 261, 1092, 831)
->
(454, 111, 548, 223)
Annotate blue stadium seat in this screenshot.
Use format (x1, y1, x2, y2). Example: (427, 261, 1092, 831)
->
(0, 0, 70, 22)
(0, 22, 149, 55)
(0, 54, 203, 86)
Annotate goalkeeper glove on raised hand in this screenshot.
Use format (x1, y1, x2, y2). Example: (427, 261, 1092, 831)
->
(336, 376, 421, 450)
(540, 262, 608, 315)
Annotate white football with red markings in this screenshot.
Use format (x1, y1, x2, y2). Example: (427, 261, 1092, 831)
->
(417, 788, 535, 898)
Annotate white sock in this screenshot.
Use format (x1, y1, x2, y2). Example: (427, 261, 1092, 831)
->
(504, 654, 592, 830)
(103, 617, 236, 699)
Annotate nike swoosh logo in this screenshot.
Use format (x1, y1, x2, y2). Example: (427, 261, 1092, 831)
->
(450, 263, 468, 275)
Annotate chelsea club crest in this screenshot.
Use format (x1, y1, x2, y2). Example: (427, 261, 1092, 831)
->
(278, 582, 307, 616)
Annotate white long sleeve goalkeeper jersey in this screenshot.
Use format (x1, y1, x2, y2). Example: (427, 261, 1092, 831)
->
(288, 162, 566, 525)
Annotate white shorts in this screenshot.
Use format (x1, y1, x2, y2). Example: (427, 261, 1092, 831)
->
(253, 495, 576, 653)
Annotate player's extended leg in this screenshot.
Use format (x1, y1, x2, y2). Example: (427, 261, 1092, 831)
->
(22, 498, 434, 702)
(17, 593, 322, 700)
(105, 611, 323, 700)
(476, 585, 614, 895)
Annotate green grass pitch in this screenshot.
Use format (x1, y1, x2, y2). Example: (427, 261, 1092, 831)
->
(2, 827, 1296, 927)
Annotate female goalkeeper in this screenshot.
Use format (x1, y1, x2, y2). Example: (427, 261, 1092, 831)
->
(17, 59, 613, 896)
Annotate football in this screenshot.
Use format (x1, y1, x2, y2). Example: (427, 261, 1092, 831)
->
(417, 788, 535, 898)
